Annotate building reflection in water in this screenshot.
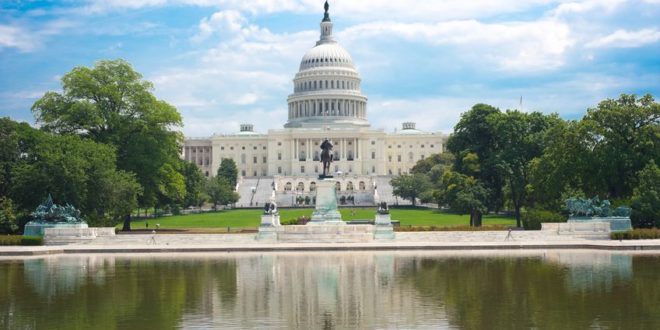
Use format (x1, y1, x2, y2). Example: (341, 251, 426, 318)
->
(4, 251, 659, 329)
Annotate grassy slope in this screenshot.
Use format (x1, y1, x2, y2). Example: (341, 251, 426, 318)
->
(125, 207, 514, 229)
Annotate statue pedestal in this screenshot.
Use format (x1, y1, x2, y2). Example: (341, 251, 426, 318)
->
(309, 179, 344, 225)
(24, 222, 88, 237)
(374, 214, 395, 240)
(568, 216, 632, 232)
(256, 214, 281, 241)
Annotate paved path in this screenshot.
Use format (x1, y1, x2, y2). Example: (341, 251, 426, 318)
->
(2, 232, 660, 256)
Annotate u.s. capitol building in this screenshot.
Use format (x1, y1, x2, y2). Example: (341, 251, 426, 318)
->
(184, 2, 446, 206)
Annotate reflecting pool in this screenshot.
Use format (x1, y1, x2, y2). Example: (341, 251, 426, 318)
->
(1, 251, 659, 329)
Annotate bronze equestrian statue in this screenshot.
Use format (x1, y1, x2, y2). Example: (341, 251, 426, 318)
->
(320, 139, 334, 178)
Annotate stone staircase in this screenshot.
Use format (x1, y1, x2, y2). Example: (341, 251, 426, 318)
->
(235, 177, 274, 207)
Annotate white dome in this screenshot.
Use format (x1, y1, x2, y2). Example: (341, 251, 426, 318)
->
(300, 43, 355, 71)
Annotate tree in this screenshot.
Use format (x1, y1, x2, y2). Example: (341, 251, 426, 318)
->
(391, 173, 431, 206)
(217, 159, 238, 189)
(447, 104, 505, 212)
(100, 171, 142, 230)
(1, 118, 142, 227)
(0, 197, 17, 234)
(490, 111, 559, 227)
(182, 161, 206, 208)
(440, 171, 489, 227)
(581, 94, 659, 198)
(31, 59, 183, 228)
(205, 177, 239, 210)
(630, 161, 660, 228)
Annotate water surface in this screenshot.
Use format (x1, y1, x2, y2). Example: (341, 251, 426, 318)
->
(1, 251, 659, 329)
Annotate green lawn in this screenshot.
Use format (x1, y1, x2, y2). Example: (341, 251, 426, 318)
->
(124, 207, 515, 229)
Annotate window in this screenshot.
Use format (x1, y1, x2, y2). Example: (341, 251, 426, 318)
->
(421, 155, 425, 160)
(241, 170, 246, 176)
(346, 182, 354, 191)
(221, 146, 225, 150)
(388, 145, 392, 149)
(297, 182, 305, 191)
(253, 146, 257, 150)
(278, 142, 282, 146)
(278, 153, 282, 161)
(310, 182, 316, 191)
(301, 166, 305, 173)
(397, 145, 401, 149)
(263, 156, 267, 163)
(409, 152, 414, 161)
(242, 146, 245, 150)
(205, 171, 209, 177)
(285, 182, 292, 191)
(397, 155, 402, 162)
(421, 145, 425, 148)
(431, 144, 435, 148)
(314, 166, 318, 173)
(230, 147, 234, 150)
(253, 156, 257, 164)
(388, 156, 392, 162)
(263, 146, 266, 150)
(241, 154, 246, 164)
(335, 182, 341, 191)
(253, 171, 257, 176)
(359, 181, 366, 190)
(371, 152, 376, 160)
(372, 166, 376, 173)
(278, 167, 282, 174)
(371, 141, 375, 145)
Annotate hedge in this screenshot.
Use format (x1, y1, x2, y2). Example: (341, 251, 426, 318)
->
(522, 209, 566, 230)
(611, 229, 660, 240)
(0, 235, 44, 246)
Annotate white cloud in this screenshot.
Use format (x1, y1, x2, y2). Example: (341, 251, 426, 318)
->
(192, 10, 247, 42)
(551, 0, 627, 17)
(586, 28, 660, 48)
(0, 25, 38, 52)
(340, 19, 574, 71)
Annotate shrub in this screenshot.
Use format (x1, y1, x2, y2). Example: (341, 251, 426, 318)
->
(0, 236, 22, 245)
(522, 209, 566, 230)
(395, 225, 509, 232)
(611, 229, 660, 240)
(0, 235, 43, 246)
(21, 236, 43, 246)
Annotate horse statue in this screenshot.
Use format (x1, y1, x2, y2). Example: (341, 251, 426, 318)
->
(320, 139, 334, 178)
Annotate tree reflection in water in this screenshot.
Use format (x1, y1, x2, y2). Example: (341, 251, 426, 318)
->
(0, 251, 658, 329)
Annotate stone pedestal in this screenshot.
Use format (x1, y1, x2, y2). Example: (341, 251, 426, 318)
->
(374, 213, 395, 240)
(24, 222, 88, 237)
(256, 214, 281, 241)
(309, 179, 344, 225)
(568, 217, 632, 232)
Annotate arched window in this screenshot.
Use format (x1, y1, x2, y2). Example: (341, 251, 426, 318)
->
(299, 150, 306, 161)
(347, 151, 354, 161)
(297, 182, 305, 191)
(335, 182, 341, 191)
(359, 182, 366, 190)
(285, 182, 292, 191)
(310, 182, 317, 191)
(346, 182, 354, 191)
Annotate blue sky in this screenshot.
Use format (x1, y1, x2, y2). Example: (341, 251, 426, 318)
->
(1, 0, 658, 136)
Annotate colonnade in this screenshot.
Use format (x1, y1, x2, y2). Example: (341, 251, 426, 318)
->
(290, 138, 361, 162)
(288, 99, 366, 119)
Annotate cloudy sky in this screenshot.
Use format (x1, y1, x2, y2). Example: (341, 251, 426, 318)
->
(1, 0, 658, 136)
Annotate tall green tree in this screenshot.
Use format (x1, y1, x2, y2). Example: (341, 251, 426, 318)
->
(182, 161, 206, 207)
(2, 118, 141, 227)
(490, 111, 559, 227)
(439, 171, 489, 227)
(391, 173, 431, 206)
(0, 197, 17, 234)
(447, 104, 505, 211)
(217, 158, 238, 189)
(630, 161, 660, 228)
(581, 94, 659, 198)
(31, 59, 183, 230)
